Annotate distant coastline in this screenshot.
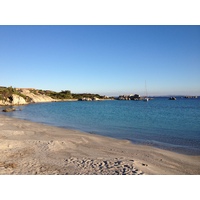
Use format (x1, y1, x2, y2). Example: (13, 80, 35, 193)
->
(0, 86, 199, 107)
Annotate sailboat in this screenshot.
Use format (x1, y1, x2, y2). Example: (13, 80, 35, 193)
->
(143, 81, 149, 102)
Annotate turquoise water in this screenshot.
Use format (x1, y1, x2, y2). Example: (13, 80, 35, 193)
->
(1, 98, 200, 155)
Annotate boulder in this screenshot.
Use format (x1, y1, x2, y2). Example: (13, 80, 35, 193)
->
(11, 94, 27, 105)
(0, 94, 27, 106)
(2, 108, 16, 112)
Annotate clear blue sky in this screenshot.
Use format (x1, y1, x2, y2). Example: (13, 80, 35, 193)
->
(0, 25, 200, 96)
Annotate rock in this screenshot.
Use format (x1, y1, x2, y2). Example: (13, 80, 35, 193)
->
(20, 90, 53, 103)
(92, 97, 100, 101)
(78, 97, 92, 101)
(2, 108, 16, 112)
(11, 94, 27, 105)
(0, 94, 27, 106)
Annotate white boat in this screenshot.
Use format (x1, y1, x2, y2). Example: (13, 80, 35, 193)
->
(169, 97, 176, 100)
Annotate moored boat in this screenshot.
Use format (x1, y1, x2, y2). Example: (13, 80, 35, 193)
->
(169, 97, 176, 100)
(143, 97, 149, 102)
(143, 81, 149, 102)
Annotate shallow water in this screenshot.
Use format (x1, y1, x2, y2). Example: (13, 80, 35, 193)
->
(1, 97, 200, 155)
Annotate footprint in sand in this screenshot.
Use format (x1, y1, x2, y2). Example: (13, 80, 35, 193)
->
(64, 157, 144, 175)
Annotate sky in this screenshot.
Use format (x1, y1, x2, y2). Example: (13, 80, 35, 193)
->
(0, 25, 200, 96)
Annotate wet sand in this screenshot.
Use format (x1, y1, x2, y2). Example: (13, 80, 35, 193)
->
(0, 114, 200, 175)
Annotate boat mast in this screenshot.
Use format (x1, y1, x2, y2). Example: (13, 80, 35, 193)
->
(145, 80, 148, 98)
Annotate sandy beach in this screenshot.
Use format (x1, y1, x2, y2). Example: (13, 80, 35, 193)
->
(0, 114, 199, 175)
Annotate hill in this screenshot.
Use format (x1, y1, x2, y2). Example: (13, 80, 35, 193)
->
(0, 86, 110, 106)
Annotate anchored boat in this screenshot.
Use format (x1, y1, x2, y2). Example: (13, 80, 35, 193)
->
(169, 97, 176, 100)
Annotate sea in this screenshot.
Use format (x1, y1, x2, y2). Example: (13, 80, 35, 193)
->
(1, 97, 200, 155)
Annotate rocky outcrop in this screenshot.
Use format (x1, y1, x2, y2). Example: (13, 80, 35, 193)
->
(0, 90, 53, 106)
(92, 97, 100, 101)
(78, 97, 101, 101)
(117, 94, 140, 101)
(12, 94, 27, 105)
(78, 97, 92, 101)
(0, 94, 27, 106)
(1, 87, 110, 105)
(21, 89, 54, 103)
(1, 87, 106, 105)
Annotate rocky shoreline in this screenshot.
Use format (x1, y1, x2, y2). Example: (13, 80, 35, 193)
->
(0, 88, 53, 106)
(0, 87, 111, 106)
(0, 86, 157, 106)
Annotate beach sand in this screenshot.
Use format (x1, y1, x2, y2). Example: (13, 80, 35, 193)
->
(0, 114, 199, 175)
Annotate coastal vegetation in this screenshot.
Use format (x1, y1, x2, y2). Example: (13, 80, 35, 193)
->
(0, 86, 26, 102)
(38, 90, 73, 99)
(23, 89, 105, 100)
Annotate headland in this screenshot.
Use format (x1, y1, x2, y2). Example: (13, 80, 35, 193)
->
(0, 86, 112, 107)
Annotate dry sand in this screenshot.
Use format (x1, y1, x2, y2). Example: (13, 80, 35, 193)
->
(0, 114, 199, 175)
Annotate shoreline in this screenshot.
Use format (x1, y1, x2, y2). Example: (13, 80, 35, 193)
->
(0, 98, 113, 106)
(1, 103, 199, 156)
(0, 114, 200, 175)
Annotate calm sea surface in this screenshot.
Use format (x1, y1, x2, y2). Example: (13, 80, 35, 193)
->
(1, 98, 200, 155)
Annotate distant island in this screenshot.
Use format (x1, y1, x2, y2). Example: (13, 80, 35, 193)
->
(0, 86, 113, 107)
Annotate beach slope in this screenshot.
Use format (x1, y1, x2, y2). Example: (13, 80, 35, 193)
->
(0, 115, 199, 175)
